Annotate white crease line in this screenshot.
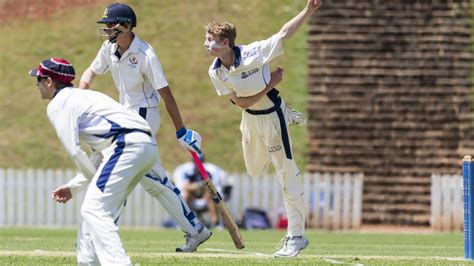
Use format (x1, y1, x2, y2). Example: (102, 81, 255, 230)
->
(324, 258, 345, 264)
(204, 248, 272, 257)
(324, 258, 364, 266)
(431, 256, 466, 261)
(0, 250, 466, 262)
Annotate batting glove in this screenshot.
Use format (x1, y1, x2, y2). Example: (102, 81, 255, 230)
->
(176, 127, 202, 154)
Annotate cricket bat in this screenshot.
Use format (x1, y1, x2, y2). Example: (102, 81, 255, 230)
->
(190, 151, 245, 249)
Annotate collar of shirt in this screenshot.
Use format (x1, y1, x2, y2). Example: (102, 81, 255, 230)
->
(53, 86, 72, 98)
(212, 46, 241, 70)
(112, 35, 141, 60)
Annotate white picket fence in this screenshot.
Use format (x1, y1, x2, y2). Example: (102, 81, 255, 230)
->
(0, 168, 364, 230)
(431, 174, 463, 231)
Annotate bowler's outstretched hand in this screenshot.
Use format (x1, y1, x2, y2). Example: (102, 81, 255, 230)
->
(307, 0, 322, 12)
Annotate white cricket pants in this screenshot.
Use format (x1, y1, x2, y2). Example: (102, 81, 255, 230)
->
(240, 100, 305, 237)
(78, 137, 158, 266)
(135, 106, 201, 235)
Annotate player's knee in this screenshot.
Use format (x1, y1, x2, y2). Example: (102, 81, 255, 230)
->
(80, 204, 98, 224)
(282, 184, 304, 199)
(140, 178, 166, 197)
(246, 167, 265, 178)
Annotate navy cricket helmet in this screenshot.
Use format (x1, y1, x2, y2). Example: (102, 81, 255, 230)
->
(98, 3, 137, 27)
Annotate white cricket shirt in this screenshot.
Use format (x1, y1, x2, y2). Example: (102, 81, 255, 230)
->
(208, 33, 284, 110)
(90, 35, 169, 109)
(47, 88, 152, 158)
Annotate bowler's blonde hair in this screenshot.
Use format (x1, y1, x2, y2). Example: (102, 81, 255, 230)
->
(205, 21, 237, 48)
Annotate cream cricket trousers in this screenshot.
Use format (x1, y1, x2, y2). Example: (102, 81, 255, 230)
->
(77, 135, 157, 266)
(240, 100, 305, 237)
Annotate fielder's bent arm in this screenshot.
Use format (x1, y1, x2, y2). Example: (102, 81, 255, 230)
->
(68, 150, 97, 195)
(65, 151, 102, 196)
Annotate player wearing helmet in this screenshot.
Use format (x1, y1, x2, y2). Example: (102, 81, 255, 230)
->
(51, 3, 211, 259)
(96, 2, 137, 43)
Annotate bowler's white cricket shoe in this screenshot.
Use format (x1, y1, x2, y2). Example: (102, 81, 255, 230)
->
(273, 236, 309, 258)
(176, 226, 212, 252)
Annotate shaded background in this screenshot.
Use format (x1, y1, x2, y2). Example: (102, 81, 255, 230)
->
(308, 0, 473, 225)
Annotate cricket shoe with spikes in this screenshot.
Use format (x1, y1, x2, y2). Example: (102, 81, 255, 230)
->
(176, 226, 212, 252)
(273, 236, 309, 258)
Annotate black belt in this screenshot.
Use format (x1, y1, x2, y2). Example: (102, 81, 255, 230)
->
(245, 97, 282, 115)
(243, 89, 292, 159)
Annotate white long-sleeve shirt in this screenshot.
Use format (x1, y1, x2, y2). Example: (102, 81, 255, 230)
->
(47, 87, 153, 194)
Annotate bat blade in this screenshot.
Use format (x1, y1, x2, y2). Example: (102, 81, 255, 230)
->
(191, 152, 245, 249)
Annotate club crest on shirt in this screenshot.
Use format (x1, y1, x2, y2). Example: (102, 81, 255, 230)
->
(241, 67, 259, 79)
(128, 56, 138, 68)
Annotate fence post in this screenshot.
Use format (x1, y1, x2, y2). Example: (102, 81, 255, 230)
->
(342, 173, 352, 230)
(303, 173, 311, 227)
(441, 175, 452, 231)
(16, 169, 25, 226)
(311, 173, 321, 228)
(6, 168, 15, 226)
(454, 175, 463, 230)
(0, 169, 5, 226)
(352, 174, 363, 229)
(333, 173, 342, 229)
(431, 174, 442, 231)
(26, 169, 35, 226)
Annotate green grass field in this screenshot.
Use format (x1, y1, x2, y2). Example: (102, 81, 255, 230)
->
(0, 0, 309, 172)
(0, 228, 471, 265)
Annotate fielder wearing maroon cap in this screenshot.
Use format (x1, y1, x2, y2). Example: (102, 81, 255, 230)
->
(29, 58, 75, 85)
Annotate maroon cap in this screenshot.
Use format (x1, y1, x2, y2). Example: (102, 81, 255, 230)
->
(29, 58, 75, 84)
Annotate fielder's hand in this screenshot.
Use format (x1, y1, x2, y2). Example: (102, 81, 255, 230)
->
(176, 127, 202, 154)
(52, 185, 73, 203)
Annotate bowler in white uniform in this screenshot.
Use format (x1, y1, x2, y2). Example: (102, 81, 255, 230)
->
(204, 0, 322, 258)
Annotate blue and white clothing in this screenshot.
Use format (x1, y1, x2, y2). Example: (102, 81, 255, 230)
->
(47, 87, 153, 156)
(85, 34, 204, 240)
(47, 87, 158, 265)
(48, 88, 154, 194)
